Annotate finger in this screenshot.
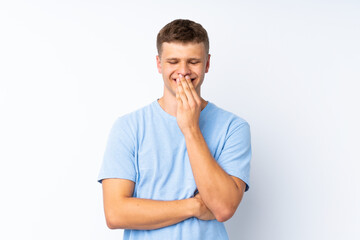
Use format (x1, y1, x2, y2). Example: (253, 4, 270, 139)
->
(178, 74, 194, 106)
(176, 84, 183, 107)
(177, 76, 189, 107)
(186, 76, 202, 103)
(182, 75, 196, 106)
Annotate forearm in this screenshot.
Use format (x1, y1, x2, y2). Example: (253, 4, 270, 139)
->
(184, 128, 241, 221)
(105, 197, 195, 230)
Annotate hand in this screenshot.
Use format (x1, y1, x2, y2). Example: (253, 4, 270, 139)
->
(193, 193, 216, 221)
(175, 74, 202, 136)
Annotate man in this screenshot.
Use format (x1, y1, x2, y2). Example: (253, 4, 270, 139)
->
(98, 19, 251, 240)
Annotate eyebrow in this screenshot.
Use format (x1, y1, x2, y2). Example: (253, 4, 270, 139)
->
(165, 58, 202, 61)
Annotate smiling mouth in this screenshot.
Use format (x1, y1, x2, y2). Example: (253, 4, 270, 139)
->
(173, 78, 196, 82)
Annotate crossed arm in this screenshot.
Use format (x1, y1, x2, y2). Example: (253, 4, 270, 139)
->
(101, 74, 247, 230)
(102, 176, 245, 230)
(102, 178, 217, 230)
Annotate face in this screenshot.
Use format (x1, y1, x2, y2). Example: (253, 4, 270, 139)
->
(156, 42, 210, 98)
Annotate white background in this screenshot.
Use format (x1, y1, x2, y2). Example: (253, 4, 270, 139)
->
(1, 0, 359, 239)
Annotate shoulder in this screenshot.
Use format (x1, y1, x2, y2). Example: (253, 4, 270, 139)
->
(112, 101, 154, 127)
(108, 101, 155, 141)
(208, 102, 250, 128)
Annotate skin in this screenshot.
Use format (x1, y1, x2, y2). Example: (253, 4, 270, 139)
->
(175, 73, 246, 222)
(102, 178, 213, 230)
(101, 41, 246, 230)
(156, 42, 209, 117)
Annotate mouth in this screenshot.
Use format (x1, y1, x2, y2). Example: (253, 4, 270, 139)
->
(173, 78, 196, 83)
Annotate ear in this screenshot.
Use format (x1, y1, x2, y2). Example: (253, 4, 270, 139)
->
(205, 54, 211, 73)
(156, 55, 162, 74)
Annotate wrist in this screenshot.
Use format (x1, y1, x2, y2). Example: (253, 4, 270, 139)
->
(183, 127, 202, 141)
(186, 197, 199, 218)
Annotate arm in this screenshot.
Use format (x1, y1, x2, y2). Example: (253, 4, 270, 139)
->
(184, 130, 246, 222)
(175, 74, 247, 222)
(101, 178, 215, 230)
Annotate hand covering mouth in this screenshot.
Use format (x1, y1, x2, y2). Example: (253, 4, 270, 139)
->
(172, 78, 196, 82)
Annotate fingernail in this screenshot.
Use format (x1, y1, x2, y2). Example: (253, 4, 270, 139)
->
(185, 75, 190, 80)
(176, 78, 179, 83)
(179, 74, 183, 78)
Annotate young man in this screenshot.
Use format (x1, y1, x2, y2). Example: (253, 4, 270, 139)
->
(98, 19, 252, 240)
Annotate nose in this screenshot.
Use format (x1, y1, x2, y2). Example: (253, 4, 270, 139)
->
(177, 62, 191, 77)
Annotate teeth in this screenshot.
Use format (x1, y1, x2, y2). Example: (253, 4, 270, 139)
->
(172, 78, 195, 81)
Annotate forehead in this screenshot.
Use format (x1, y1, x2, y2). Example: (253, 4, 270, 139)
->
(161, 42, 206, 59)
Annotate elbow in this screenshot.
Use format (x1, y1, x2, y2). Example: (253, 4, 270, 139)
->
(105, 211, 126, 230)
(214, 193, 243, 222)
(106, 218, 119, 230)
(106, 220, 117, 230)
(106, 217, 121, 230)
(214, 205, 237, 223)
(215, 210, 234, 223)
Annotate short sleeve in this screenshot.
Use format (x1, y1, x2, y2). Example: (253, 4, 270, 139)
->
(97, 117, 136, 184)
(217, 120, 252, 192)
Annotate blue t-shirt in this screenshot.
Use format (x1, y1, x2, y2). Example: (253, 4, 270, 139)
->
(98, 99, 251, 240)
